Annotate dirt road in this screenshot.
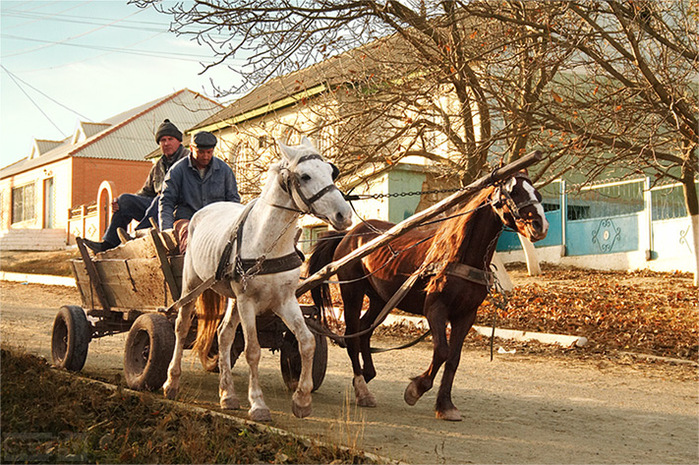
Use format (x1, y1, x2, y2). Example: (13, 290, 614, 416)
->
(1, 281, 697, 464)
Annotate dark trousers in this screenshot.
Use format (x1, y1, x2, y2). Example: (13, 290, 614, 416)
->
(102, 194, 160, 246)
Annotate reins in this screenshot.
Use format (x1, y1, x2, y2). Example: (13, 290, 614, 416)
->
(317, 176, 537, 352)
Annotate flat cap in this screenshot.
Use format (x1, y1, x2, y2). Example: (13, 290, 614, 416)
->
(192, 131, 217, 149)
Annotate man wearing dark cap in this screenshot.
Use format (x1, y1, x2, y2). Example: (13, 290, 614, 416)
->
(159, 131, 240, 252)
(82, 119, 190, 253)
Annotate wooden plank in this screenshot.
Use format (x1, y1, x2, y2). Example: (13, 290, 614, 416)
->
(94, 258, 168, 309)
(150, 229, 181, 301)
(71, 259, 97, 309)
(96, 233, 157, 260)
(296, 151, 542, 296)
(75, 237, 111, 311)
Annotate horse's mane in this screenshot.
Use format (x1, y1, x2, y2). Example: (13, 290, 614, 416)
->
(259, 162, 283, 197)
(423, 185, 496, 293)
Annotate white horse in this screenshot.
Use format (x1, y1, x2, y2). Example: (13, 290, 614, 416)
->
(163, 137, 352, 422)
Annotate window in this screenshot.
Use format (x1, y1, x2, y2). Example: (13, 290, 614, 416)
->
(12, 183, 36, 223)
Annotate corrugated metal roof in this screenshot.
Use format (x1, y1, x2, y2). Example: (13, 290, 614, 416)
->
(1, 89, 223, 179)
(32, 139, 64, 157)
(79, 122, 111, 139)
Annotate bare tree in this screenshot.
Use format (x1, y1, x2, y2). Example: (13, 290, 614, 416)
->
(466, 0, 698, 283)
(133, 0, 568, 184)
(135, 0, 698, 282)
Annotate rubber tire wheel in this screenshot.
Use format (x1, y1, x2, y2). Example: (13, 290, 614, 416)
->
(124, 313, 175, 391)
(51, 305, 91, 372)
(200, 332, 244, 373)
(280, 331, 327, 392)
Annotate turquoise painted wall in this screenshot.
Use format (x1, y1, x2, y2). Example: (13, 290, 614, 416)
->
(387, 168, 425, 223)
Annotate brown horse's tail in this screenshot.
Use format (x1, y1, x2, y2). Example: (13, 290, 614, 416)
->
(307, 231, 346, 326)
(192, 289, 227, 371)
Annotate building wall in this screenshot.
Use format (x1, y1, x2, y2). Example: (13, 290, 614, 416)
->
(0, 157, 72, 232)
(0, 156, 153, 250)
(71, 157, 152, 207)
(496, 178, 697, 273)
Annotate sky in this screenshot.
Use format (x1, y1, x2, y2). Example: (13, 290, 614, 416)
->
(0, 0, 241, 169)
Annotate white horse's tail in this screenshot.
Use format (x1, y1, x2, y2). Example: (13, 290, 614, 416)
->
(193, 289, 227, 371)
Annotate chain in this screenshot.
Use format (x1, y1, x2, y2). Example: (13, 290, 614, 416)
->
(345, 185, 470, 201)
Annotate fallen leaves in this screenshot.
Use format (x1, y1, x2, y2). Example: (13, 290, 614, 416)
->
(479, 268, 698, 360)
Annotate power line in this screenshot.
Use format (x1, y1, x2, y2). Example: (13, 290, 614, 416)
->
(1, 65, 67, 137)
(16, 30, 169, 74)
(1, 33, 213, 62)
(0, 0, 96, 31)
(0, 65, 92, 122)
(2, 9, 169, 32)
(1, 4, 151, 58)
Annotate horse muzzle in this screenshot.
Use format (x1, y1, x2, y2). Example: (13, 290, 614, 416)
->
(526, 217, 549, 242)
(329, 210, 353, 231)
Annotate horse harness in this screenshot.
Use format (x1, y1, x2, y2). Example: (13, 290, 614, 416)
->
(492, 173, 539, 226)
(276, 154, 340, 216)
(164, 155, 338, 314)
(215, 154, 340, 287)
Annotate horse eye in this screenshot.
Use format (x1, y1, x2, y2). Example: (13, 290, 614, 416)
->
(300, 174, 311, 182)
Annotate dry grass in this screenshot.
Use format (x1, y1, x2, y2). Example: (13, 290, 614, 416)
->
(0, 347, 376, 464)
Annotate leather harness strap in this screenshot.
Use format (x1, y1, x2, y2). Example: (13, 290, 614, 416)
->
(236, 252, 303, 276)
(444, 262, 494, 287)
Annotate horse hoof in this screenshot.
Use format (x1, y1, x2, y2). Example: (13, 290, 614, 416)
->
(404, 382, 420, 406)
(436, 409, 462, 421)
(249, 407, 272, 422)
(220, 396, 240, 410)
(292, 401, 312, 419)
(163, 384, 178, 400)
(356, 393, 377, 408)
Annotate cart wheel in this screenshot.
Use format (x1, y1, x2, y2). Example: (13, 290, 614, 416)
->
(124, 313, 175, 391)
(280, 330, 327, 392)
(51, 305, 91, 372)
(200, 332, 244, 372)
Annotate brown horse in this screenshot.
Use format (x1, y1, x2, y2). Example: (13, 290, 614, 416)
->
(308, 171, 548, 420)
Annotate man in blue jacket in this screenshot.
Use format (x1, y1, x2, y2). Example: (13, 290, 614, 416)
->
(83, 119, 190, 253)
(159, 131, 240, 252)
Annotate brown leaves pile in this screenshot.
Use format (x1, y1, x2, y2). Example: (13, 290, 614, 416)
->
(479, 268, 698, 360)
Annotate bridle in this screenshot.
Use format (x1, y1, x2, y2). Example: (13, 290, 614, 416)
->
(277, 153, 340, 219)
(491, 174, 541, 226)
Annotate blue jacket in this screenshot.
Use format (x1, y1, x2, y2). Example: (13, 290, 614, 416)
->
(159, 155, 240, 229)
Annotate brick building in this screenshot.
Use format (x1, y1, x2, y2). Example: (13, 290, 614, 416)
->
(0, 89, 223, 250)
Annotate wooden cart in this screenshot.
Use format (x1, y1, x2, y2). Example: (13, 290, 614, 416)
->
(51, 229, 327, 392)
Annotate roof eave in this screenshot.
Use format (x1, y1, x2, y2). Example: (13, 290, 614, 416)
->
(193, 83, 329, 133)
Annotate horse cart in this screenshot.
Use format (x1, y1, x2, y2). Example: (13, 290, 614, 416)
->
(50, 228, 328, 392)
(51, 148, 542, 422)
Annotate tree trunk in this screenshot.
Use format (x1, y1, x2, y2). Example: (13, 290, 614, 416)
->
(681, 166, 698, 287)
(518, 234, 541, 276)
(491, 253, 514, 292)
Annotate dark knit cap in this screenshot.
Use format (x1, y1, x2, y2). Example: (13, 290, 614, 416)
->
(155, 119, 182, 143)
(192, 131, 217, 149)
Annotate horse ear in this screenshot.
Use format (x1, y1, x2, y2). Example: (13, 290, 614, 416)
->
(300, 136, 314, 149)
(330, 162, 340, 181)
(276, 139, 292, 162)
